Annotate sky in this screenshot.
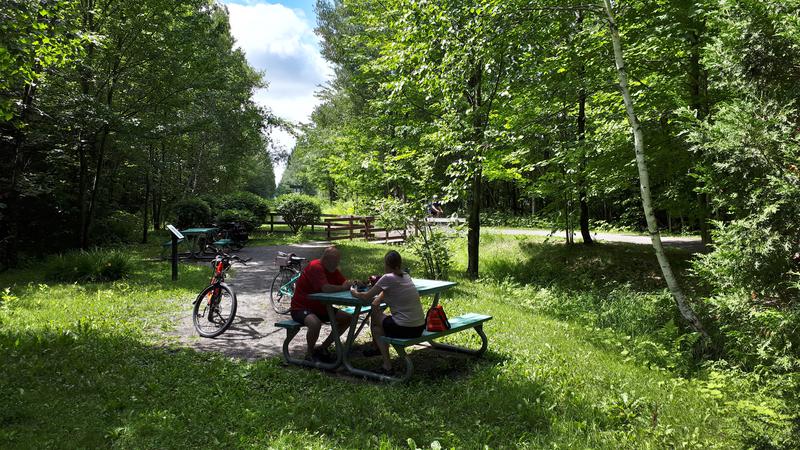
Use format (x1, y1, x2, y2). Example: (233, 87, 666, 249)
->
(223, 0, 333, 183)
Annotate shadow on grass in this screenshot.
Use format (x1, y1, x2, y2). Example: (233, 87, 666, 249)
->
(0, 327, 627, 449)
(482, 239, 699, 294)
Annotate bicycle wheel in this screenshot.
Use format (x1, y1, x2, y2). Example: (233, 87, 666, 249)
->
(269, 268, 296, 314)
(193, 282, 237, 338)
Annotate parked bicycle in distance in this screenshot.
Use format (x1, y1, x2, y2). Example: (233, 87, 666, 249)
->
(193, 252, 250, 338)
(269, 251, 306, 315)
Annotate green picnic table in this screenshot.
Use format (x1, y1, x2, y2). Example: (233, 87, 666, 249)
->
(180, 227, 219, 258)
(275, 279, 492, 382)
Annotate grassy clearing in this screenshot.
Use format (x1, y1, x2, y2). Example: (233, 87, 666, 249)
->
(0, 236, 792, 448)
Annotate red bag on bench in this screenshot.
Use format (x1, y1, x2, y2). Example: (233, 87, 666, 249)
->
(425, 304, 451, 332)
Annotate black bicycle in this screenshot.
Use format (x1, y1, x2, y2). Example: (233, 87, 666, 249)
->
(192, 252, 249, 338)
(269, 251, 306, 314)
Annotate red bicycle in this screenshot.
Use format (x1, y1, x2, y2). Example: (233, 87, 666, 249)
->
(192, 252, 249, 338)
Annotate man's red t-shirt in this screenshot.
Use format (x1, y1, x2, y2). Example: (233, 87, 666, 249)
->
(291, 259, 346, 315)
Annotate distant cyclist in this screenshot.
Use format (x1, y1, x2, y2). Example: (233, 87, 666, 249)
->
(427, 195, 444, 217)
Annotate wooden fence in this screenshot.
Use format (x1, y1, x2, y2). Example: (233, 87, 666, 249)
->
(263, 213, 407, 243)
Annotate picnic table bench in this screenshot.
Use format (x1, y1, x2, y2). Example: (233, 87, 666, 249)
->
(274, 279, 492, 383)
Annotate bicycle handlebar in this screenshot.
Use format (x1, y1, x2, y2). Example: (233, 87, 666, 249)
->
(214, 252, 251, 265)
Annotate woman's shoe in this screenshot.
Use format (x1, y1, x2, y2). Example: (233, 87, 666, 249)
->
(362, 347, 382, 357)
(377, 366, 395, 376)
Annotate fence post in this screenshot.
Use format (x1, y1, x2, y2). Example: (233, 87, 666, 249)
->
(269, 213, 274, 232)
(349, 216, 354, 240)
(326, 221, 331, 240)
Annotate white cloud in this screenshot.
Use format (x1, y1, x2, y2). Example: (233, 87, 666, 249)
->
(225, 2, 333, 182)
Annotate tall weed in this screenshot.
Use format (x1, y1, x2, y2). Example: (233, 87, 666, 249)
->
(45, 250, 134, 283)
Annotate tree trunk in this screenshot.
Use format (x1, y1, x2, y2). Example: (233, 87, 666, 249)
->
(467, 169, 481, 279)
(142, 159, 150, 244)
(603, 0, 709, 340)
(83, 127, 109, 248)
(78, 134, 90, 247)
(466, 62, 483, 280)
(687, 19, 713, 247)
(577, 83, 593, 245)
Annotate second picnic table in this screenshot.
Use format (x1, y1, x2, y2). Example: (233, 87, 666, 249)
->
(180, 227, 219, 258)
(275, 278, 492, 382)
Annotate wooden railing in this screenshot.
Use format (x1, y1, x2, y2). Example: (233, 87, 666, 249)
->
(263, 213, 407, 243)
(264, 212, 340, 233)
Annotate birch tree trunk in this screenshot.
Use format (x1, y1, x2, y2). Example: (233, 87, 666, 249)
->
(602, 0, 709, 340)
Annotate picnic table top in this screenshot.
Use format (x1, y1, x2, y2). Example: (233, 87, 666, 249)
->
(310, 278, 456, 307)
(180, 227, 218, 235)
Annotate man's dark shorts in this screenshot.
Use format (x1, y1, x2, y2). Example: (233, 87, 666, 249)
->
(291, 308, 341, 324)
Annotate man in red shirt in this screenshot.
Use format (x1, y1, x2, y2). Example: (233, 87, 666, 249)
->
(290, 246, 354, 360)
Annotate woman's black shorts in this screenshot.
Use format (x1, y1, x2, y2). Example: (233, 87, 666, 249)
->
(382, 316, 425, 339)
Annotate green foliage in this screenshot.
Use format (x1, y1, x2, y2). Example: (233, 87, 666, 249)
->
(692, 220, 799, 300)
(215, 209, 257, 232)
(406, 227, 453, 280)
(44, 249, 134, 283)
(1, 0, 278, 264)
(374, 197, 415, 231)
(172, 199, 211, 229)
(274, 194, 322, 233)
(220, 192, 270, 225)
(704, 292, 800, 374)
(480, 211, 549, 229)
(92, 211, 139, 244)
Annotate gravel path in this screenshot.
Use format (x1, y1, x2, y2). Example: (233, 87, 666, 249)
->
(168, 241, 335, 361)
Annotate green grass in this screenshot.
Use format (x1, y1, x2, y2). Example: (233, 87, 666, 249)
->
(0, 237, 794, 448)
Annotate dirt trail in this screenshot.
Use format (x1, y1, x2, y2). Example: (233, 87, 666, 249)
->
(168, 242, 334, 361)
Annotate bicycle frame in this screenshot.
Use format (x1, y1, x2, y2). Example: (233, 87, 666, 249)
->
(278, 271, 301, 297)
(193, 259, 229, 306)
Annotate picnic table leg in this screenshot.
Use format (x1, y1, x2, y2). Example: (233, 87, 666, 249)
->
(339, 305, 411, 382)
(429, 324, 488, 357)
(280, 326, 301, 363)
(351, 303, 386, 340)
(324, 304, 346, 368)
(390, 344, 414, 383)
(279, 312, 342, 371)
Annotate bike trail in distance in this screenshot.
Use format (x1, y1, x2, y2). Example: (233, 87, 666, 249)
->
(168, 242, 335, 361)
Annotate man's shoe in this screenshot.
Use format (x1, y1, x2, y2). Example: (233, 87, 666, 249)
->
(312, 347, 335, 363)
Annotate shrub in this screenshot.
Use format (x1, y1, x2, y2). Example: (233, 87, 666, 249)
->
(220, 192, 270, 226)
(480, 210, 549, 228)
(692, 219, 799, 302)
(197, 194, 222, 216)
(406, 226, 453, 280)
(215, 209, 257, 232)
(45, 250, 134, 283)
(275, 194, 322, 233)
(92, 210, 139, 244)
(375, 197, 416, 231)
(173, 198, 212, 229)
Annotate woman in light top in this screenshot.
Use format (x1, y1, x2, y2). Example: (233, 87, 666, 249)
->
(350, 250, 425, 374)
